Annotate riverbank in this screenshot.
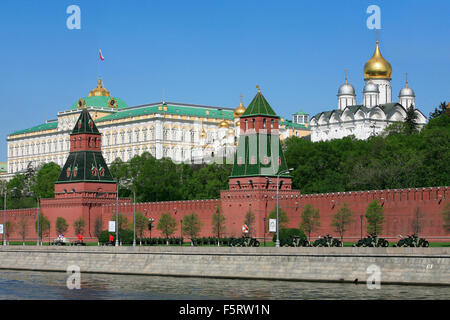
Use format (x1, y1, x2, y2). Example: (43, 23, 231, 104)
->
(0, 246, 448, 285)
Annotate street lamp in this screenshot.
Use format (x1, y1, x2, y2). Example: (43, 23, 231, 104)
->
(115, 177, 135, 247)
(26, 191, 40, 246)
(2, 186, 20, 246)
(148, 218, 155, 240)
(275, 168, 294, 248)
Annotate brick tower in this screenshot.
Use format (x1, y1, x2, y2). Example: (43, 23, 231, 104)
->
(41, 108, 117, 238)
(221, 87, 301, 239)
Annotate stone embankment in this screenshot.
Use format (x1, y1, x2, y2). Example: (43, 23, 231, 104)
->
(0, 246, 448, 285)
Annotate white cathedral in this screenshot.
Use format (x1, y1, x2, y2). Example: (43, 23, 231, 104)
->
(310, 40, 427, 142)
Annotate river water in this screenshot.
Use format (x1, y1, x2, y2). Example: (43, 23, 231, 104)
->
(0, 270, 448, 300)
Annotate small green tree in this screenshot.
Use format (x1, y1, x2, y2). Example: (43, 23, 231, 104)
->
(35, 213, 50, 241)
(94, 216, 103, 240)
(299, 204, 320, 242)
(111, 213, 129, 231)
(441, 202, 450, 233)
(55, 217, 69, 236)
(182, 213, 203, 244)
(5, 221, 14, 240)
(411, 206, 425, 236)
(268, 206, 290, 230)
(73, 217, 86, 236)
(18, 216, 28, 245)
(331, 202, 354, 242)
(244, 209, 255, 237)
(211, 205, 226, 244)
(134, 212, 148, 245)
(365, 200, 384, 236)
(404, 105, 419, 134)
(157, 213, 177, 243)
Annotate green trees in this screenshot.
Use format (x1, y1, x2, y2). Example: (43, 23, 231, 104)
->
(18, 217, 28, 245)
(94, 216, 103, 240)
(182, 213, 203, 243)
(55, 217, 69, 236)
(211, 205, 226, 242)
(411, 207, 425, 236)
(429, 101, 448, 119)
(35, 214, 50, 240)
(109, 152, 232, 203)
(73, 217, 86, 235)
(284, 112, 450, 194)
(134, 212, 148, 244)
(365, 200, 384, 236)
(244, 210, 255, 236)
(299, 204, 320, 242)
(157, 213, 177, 241)
(331, 202, 354, 242)
(32, 163, 61, 199)
(268, 206, 290, 230)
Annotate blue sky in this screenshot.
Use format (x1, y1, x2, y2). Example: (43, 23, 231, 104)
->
(0, 0, 449, 162)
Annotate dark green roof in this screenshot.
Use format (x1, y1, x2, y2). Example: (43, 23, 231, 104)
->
(241, 91, 278, 118)
(231, 132, 289, 178)
(71, 109, 100, 135)
(57, 109, 114, 184)
(10, 121, 58, 136)
(70, 96, 128, 110)
(96, 103, 234, 122)
(55, 151, 115, 183)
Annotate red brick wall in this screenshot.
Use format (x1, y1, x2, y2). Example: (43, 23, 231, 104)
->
(3, 186, 449, 242)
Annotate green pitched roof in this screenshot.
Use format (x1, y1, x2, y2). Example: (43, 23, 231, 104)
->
(241, 91, 279, 118)
(96, 103, 234, 122)
(71, 109, 100, 135)
(0, 163, 7, 173)
(55, 150, 115, 183)
(231, 133, 289, 178)
(294, 109, 308, 115)
(10, 121, 58, 136)
(70, 96, 128, 110)
(56, 109, 114, 184)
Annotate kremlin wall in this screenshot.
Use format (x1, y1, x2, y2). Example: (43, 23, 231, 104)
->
(2, 90, 449, 244)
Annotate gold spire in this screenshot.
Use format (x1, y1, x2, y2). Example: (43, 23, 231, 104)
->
(345, 68, 348, 84)
(363, 40, 392, 79)
(405, 72, 409, 88)
(200, 119, 207, 139)
(233, 94, 246, 118)
(89, 77, 111, 97)
(256, 85, 261, 92)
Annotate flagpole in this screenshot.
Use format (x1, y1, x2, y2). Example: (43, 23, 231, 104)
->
(98, 49, 101, 79)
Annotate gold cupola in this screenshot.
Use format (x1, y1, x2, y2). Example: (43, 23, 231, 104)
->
(218, 120, 229, 128)
(89, 77, 111, 97)
(364, 41, 392, 79)
(233, 94, 246, 118)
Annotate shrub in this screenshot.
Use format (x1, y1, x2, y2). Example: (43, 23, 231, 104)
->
(272, 228, 306, 243)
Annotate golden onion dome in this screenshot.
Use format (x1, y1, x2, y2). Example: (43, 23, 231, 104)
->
(200, 128, 207, 139)
(233, 94, 246, 118)
(89, 77, 111, 97)
(218, 120, 229, 128)
(227, 126, 235, 136)
(364, 41, 392, 79)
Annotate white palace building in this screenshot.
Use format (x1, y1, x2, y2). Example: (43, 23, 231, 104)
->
(5, 79, 310, 178)
(310, 40, 427, 142)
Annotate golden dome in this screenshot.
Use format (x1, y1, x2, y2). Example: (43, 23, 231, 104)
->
(218, 120, 229, 128)
(227, 127, 235, 136)
(233, 94, 246, 118)
(364, 41, 392, 79)
(200, 128, 207, 139)
(89, 77, 110, 97)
